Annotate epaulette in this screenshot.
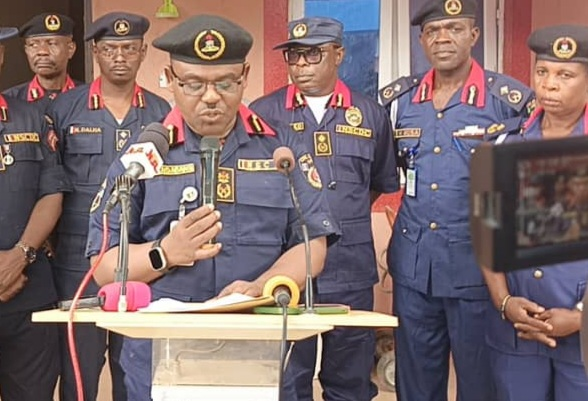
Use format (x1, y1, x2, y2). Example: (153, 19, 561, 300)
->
(379, 76, 420, 106)
(487, 73, 534, 115)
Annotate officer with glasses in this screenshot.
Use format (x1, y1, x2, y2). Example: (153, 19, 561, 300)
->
(86, 14, 337, 401)
(251, 16, 398, 401)
(46, 11, 170, 401)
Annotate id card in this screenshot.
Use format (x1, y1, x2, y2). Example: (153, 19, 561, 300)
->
(406, 167, 417, 197)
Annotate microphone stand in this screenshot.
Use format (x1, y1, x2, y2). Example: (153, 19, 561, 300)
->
(285, 169, 315, 314)
(114, 175, 133, 312)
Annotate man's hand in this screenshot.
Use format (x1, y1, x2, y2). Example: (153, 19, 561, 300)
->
(504, 296, 551, 331)
(218, 280, 263, 298)
(161, 205, 222, 267)
(0, 273, 28, 302)
(515, 307, 580, 348)
(0, 248, 28, 300)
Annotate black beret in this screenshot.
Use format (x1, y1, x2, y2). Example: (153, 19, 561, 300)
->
(152, 14, 252, 65)
(528, 24, 588, 63)
(0, 27, 18, 42)
(411, 0, 477, 28)
(85, 12, 149, 42)
(273, 17, 343, 50)
(19, 13, 74, 38)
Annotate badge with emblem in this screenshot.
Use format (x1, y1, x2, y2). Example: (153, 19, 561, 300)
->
(345, 106, 363, 127)
(444, 0, 462, 16)
(298, 153, 322, 190)
(116, 129, 131, 152)
(507, 90, 522, 105)
(45, 14, 61, 32)
(382, 86, 394, 99)
(194, 29, 226, 61)
(114, 19, 130, 36)
(90, 179, 107, 213)
(291, 23, 307, 39)
(486, 123, 506, 135)
(216, 167, 235, 203)
(553, 36, 577, 60)
(314, 131, 332, 157)
(2, 145, 13, 166)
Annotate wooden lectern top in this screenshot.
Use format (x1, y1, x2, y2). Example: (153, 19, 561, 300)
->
(32, 309, 398, 341)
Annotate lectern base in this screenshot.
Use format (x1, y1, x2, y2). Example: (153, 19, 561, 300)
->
(152, 385, 278, 401)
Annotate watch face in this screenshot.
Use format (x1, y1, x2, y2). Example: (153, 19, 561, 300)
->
(149, 248, 166, 271)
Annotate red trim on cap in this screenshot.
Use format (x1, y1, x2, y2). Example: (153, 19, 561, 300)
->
(162, 107, 186, 144)
(0, 95, 8, 122)
(285, 79, 352, 110)
(27, 74, 77, 102)
(239, 104, 276, 135)
(413, 60, 485, 108)
(87, 77, 146, 110)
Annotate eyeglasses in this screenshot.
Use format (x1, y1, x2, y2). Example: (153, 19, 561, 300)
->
(168, 65, 245, 97)
(95, 43, 142, 58)
(25, 39, 71, 54)
(283, 46, 333, 65)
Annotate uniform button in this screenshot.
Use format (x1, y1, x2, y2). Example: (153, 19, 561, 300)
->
(533, 269, 543, 279)
(322, 220, 331, 227)
(470, 148, 476, 154)
(430, 183, 439, 191)
(402, 228, 408, 234)
(433, 146, 441, 154)
(436, 112, 443, 119)
(429, 222, 438, 230)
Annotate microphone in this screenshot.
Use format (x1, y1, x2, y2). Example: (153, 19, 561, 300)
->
(272, 147, 315, 313)
(262, 275, 300, 307)
(104, 122, 170, 214)
(200, 137, 221, 246)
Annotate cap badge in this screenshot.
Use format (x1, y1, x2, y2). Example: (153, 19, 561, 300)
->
(45, 15, 61, 32)
(444, 0, 463, 16)
(553, 36, 577, 60)
(291, 23, 308, 39)
(194, 29, 226, 61)
(345, 106, 363, 127)
(114, 19, 131, 36)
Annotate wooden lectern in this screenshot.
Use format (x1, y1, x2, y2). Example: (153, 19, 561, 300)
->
(33, 309, 397, 400)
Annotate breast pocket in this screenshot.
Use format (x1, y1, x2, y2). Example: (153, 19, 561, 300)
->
(8, 143, 43, 191)
(335, 135, 374, 184)
(143, 174, 197, 220)
(64, 131, 104, 185)
(235, 172, 292, 245)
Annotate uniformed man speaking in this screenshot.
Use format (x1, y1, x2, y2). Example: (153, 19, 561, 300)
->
(87, 14, 336, 401)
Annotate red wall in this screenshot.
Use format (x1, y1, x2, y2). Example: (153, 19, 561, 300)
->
(502, 0, 533, 86)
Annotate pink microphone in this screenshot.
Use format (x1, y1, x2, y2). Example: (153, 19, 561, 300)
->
(98, 282, 151, 312)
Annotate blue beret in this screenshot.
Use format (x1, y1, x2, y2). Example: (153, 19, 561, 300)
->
(19, 13, 74, 38)
(0, 27, 18, 42)
(273, 17, 343, 49)
(528, 25, 588, 63)
(85, 12, 149, 42)
(153, 14, 252, 65)
(411, 0, 477, 28)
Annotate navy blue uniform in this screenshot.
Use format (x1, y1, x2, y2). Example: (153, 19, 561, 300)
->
(487, 107, 588, 401)
(48, 78, 170, 401)
(0, 94, 69, 401)
(3, 74, 81, 112)
(251, 80, 398, 401)
(379, 60, 534, 401)
(86, 106, 336, 401)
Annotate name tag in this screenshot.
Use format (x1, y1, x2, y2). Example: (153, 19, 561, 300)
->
(159, 164, 196, 176)
(335, 124, 373, 139)
(69, 126, 102, 135)
(394, 128, 421, 139)
(237, 159, 277, 172)
(3, 133, 40, 143)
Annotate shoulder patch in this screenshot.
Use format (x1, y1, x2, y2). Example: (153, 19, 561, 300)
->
(487, 74, 533, 114)
(379, 76, 420, 106)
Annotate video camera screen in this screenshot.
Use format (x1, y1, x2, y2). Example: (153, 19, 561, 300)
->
(470, 136, 588, 272)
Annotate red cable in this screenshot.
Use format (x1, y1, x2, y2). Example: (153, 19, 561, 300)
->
(67, 213, 110, 401)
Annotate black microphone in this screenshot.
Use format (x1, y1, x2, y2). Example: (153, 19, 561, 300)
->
(104, 122, 170, 214)
(200, 137, 221, 245)
(273, 146, 315, 313)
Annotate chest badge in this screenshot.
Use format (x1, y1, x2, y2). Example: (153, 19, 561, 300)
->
(314, 131, 332, 157)
(345, 106, 363, 127)
(2, 145, 13, 166)
(216, 167, 235, 203)
(116, 129, 131, 152)
(298, 153, 322, 190)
